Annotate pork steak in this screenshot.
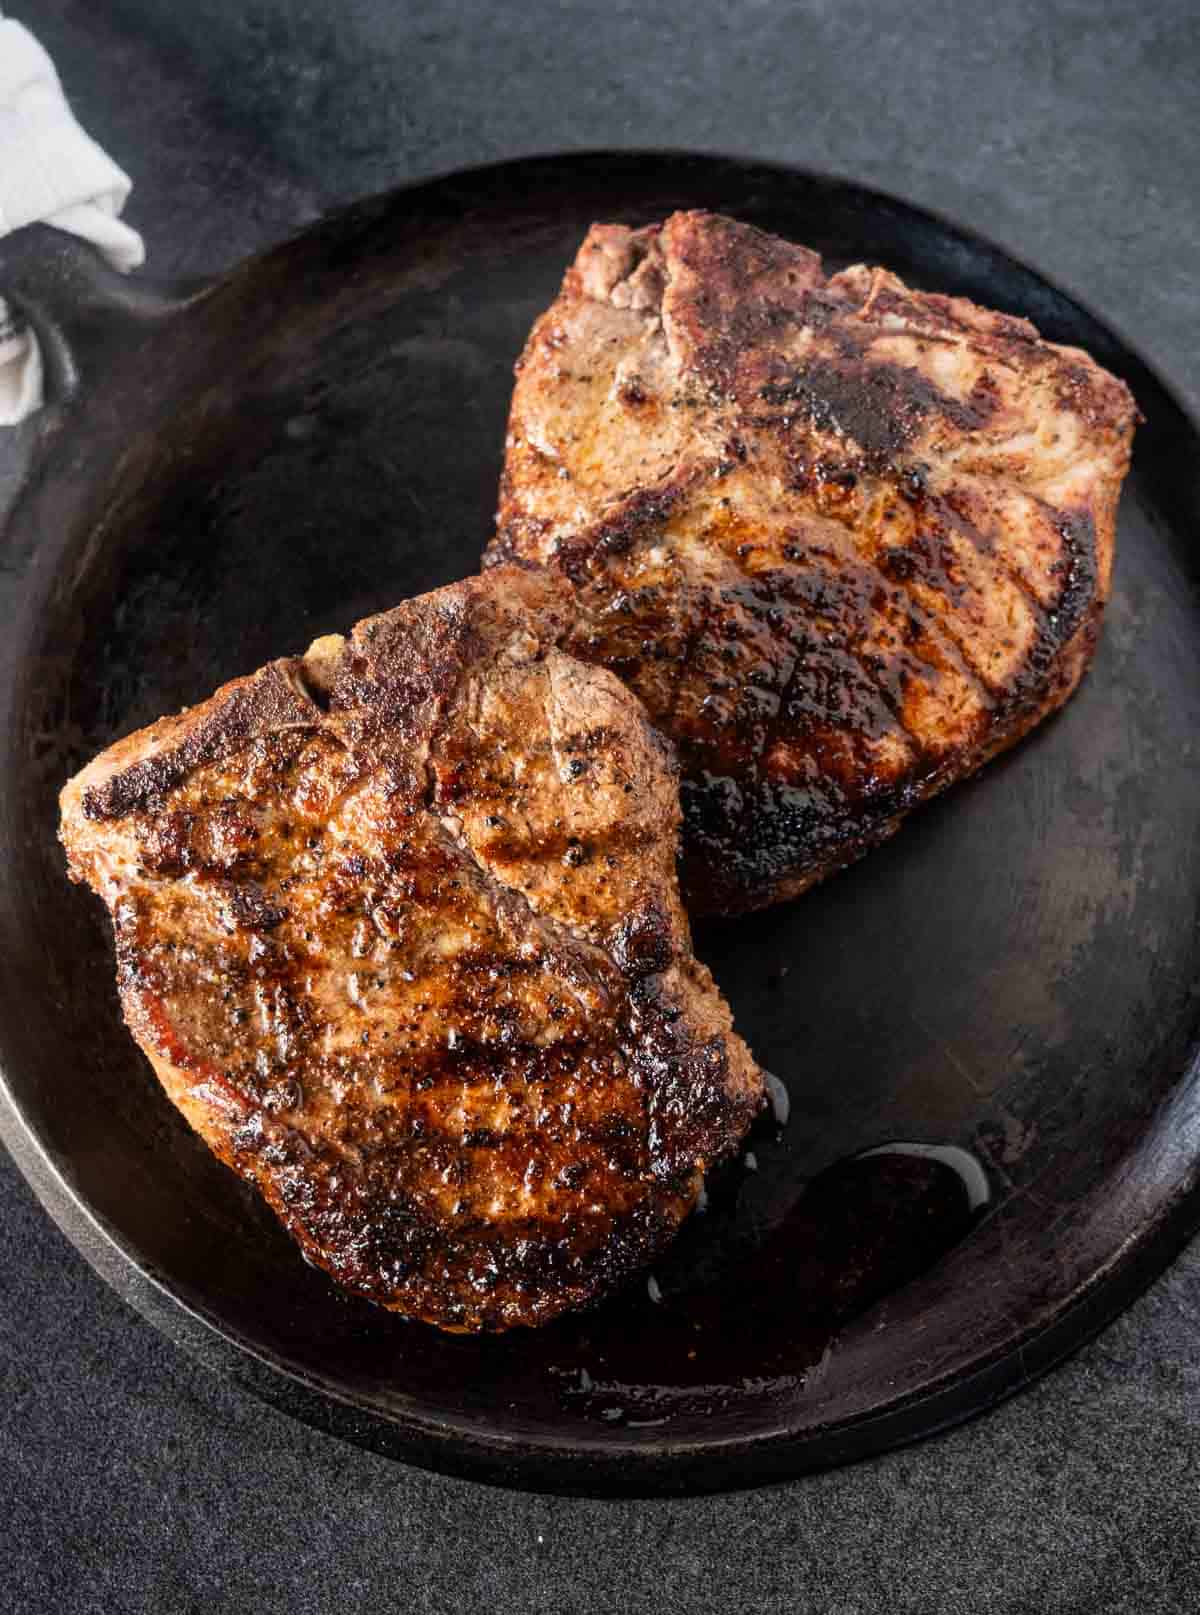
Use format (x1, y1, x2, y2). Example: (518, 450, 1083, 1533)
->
(485, 211, 1138, 914)
(60, 568, 763, 1331)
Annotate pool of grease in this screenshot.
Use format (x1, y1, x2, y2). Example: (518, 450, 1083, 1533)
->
(547, 1100, 991, 1426)
(288, 1094, 994, 1437)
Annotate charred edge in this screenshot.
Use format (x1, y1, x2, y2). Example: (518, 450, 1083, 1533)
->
(253, 1062, 697, 1330)
(678, 774, 884, 915)
(642, 554, 932, 863)
(693, 512, 1102, 908)
(81, 664, 317, 822)
(609, 901, 675, 978)
(1046, 510, 1100, 653)
(682, 563, 993, 904)
(935, 490, 1100, 702)
(628, 971, 750, 1182)
(681, 746, 951, 916)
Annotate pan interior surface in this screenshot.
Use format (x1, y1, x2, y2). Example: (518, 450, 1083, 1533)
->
(1, 154, 1199, 1494)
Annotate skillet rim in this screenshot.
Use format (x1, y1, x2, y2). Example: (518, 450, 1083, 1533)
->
(1, 147, 1198, 1496)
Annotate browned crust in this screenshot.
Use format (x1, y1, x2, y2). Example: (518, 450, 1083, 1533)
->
(61, 567, 763, 1332)
(485, 210, 1138, 915)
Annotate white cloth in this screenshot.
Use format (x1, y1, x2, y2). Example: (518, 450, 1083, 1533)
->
(0, 16, 144, 423)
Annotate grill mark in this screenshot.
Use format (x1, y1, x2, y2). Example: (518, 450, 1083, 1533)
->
(161, 806, 665, 1267)
(895, 595, 1009, 712)
(67, 569, 764, 1332)
(703, 461, 1026, 727)
(425, 722, 672, 1178)
(431, 704, 661, 896)
(748, 323, 1093, 660)
(718, 592, 922, 871)
(712, 521, 1004, 875)
(900, 596, 1009, 705)
(662, 574, 719, 737)
(489, 210, 1134, 922)
(554, 469, 698, 584)
(867, 523, 1010, 705)
(858, 475, 1098, 732)
(923, 487, 1102, 707)
(433, 805, 622, 968)
(952, 469, 1104, 646)
(756, 559, 928, 753)
(870, 576, 1001, 713)
(929, 486, 1053, 632)
(477, 820, 658, 870)
(704, 591, 1002, 905)
(375, 1036, 605, 1094)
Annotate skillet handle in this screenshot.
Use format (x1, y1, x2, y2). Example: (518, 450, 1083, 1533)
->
(0, 223, 202, 405)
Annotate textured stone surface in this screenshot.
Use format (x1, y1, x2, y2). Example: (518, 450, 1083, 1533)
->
(4, 0, 1200, 1607)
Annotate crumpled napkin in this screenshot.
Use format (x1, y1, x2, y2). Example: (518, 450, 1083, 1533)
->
(0, 14, 144, 423)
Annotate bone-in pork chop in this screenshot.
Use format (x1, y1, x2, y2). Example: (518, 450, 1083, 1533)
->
(60, 568, 763, 1332)
(485, 211, 1138, 914)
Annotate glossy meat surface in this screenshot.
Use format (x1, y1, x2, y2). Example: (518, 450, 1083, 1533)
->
(486, 211, 1138, 914)
(60, 569, 763, 1331)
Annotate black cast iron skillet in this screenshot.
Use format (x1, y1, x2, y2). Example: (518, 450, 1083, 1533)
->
(2, 153, 1199, 1497)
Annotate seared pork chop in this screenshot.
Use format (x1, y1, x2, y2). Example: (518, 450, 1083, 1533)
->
(60, 568, 763, 1332)
(486, 211, 1138, 914)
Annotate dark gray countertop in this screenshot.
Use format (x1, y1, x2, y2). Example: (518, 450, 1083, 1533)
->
(4, 2, 1199, 1608)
